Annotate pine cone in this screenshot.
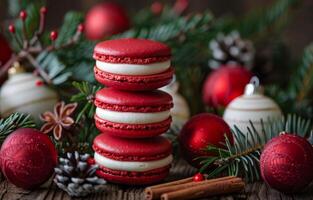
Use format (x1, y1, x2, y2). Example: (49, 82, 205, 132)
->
(54, 151, 106, 197)
(209, 31, 255, 69)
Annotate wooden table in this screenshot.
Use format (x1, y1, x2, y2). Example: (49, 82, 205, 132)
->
(0, 159, 312, 200)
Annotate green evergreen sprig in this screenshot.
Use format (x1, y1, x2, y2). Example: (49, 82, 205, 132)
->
(71, 81, 101, 123)
(0, 113, 36, 144)
(199, 114, 312, 182)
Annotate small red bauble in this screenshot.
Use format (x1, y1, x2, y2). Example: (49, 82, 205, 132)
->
(179, 113, 233, 168)
(50, 31, 58, 41)
(260, 134, 313, 193)
(0, 128, 58, 190)
(193, 173, 205, 182)
(202, 65, 252, 108)
(19, 10, 27, 21)
(85, 2, 130, 40)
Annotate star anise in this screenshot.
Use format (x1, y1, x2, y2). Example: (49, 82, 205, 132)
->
(40, 101, 77, 140)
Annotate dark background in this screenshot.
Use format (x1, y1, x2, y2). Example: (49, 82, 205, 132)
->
(0, 0, 312, 57)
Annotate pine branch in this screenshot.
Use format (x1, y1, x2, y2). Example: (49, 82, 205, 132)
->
(71, 81, 101, 123)
(0, 113, 36, 144)
(291, 43, 313, 101)
(199, 114, 312, 182)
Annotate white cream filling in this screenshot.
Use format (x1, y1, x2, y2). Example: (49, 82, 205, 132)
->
(96, 107, 170, 124)
(94, 153, 173, 172)
(96, 60, 171, 75)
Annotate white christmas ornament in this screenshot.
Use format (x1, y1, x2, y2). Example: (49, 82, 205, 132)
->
(0, 62, 58, 122)
(223, 76, 282, 134)
(160, 76, 190, 127)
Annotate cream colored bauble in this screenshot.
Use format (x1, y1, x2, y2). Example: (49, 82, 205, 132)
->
(0, 62, 58, 122)
(160, 77, 190, 127)
(223, 77, 282, 135)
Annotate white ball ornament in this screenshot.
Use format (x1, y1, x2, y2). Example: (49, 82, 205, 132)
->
(223, 76, 282, 135)
(0, 62, 58, 122)
(160, 76, 190, 127)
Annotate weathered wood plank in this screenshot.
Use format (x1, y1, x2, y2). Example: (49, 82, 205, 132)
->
(0, 159, 312, 200)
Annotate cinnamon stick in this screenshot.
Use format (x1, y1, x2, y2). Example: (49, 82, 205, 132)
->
(160, 177, 245, 200)
(144, 176, 236, 200)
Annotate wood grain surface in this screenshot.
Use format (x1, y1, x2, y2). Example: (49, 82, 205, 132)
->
(0, 159, 312, 200)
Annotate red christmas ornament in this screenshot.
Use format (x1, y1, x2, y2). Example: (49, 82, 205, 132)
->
(0, 34, 12, 84)
(85, 2, 130, 40)
(202, 65, 252, 108)
(0, 128, 58, 190)
(193, 173, 205, 182)
(260, 134, 313, 193)
(179, 113, 233, 168)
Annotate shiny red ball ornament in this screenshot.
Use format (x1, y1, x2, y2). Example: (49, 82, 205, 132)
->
(202, 65, 252, 109)
(50, 31, 58, 41)
(0, 128, 58, 190)
(19, 10, 27, 21)
(85, 2, 130, 40)
(260, 134, 313, 193)
(179, 113, 233, 168)
(193, 173, 205, 182)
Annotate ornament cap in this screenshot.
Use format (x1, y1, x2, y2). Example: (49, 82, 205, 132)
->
(244, 76, 264, 96)
(8, 62, 26, 76)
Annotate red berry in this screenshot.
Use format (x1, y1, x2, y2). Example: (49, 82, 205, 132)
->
(8, 24, 15, 33)
(40, 7, 47, 14)
(35, 80, 44, 86)
(19, 10, 27, 21)
(193, 173, 205, 182)
(151, 1, 164, 15)
(77, 24, 84, 33)
(50, 31, 58, 41)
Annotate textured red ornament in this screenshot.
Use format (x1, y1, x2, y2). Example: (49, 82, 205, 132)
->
(0, 128, 58, 190)
(193, 173, 205, 182)
(260, 134, 313, 193)
(0, 34, 12, 84)
(202, 65, 252, 108)
(179, 113, 233, 168)
(85, 2, 130, 40)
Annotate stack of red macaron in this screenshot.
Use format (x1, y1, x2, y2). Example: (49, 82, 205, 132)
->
(92, 38, 174, 185)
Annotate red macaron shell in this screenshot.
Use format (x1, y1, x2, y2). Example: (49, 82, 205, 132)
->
(96, 165, 170, 185)
(94, 66, 174, 90)
(95, 87, 173, 112)
(93, 134, 172, 161)
(93, 38, 171, 64)
(94, 115, 172, 138)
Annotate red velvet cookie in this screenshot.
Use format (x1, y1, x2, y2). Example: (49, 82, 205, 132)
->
(93, 133, 173, 185)
(94, 88, 173, 138)
(93, 38, 174, 90)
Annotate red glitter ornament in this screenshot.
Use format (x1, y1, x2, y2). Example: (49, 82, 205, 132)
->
(85, 2, 130, 40)
(202, 65, 252, 109)
(260, 134, 313, 193)
(0, 128, 58, 190)
(193, 173, 205, 182)
(179, 113, 233, 168)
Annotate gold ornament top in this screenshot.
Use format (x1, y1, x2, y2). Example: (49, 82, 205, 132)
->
(8, 62, 26, 76)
